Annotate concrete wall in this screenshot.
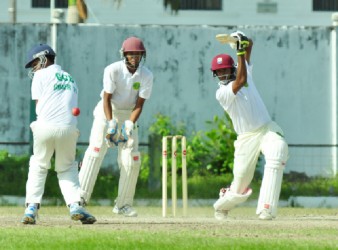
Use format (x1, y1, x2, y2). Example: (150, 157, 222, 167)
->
(0, 23, 336, 177)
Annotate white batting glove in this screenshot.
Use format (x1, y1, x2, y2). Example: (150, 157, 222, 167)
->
(105, 118, 119, 147)
(229, 30, 247, 50)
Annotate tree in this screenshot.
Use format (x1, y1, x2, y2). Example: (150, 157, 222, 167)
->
(164, 0, 180, 14)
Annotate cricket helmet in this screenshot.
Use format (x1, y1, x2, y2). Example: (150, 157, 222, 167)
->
(25, 44, 56, 68)
(210, 54, 235, 71)
(121, 37, 146, 54)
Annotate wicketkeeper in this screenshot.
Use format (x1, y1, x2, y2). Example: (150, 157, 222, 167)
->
(211, 31, 288, 220)
(79, 36, 153, 217)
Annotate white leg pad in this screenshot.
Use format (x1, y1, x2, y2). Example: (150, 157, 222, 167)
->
(256, 163, 284, 217)
(79, 148, 105, 204)
(257, 130, 288, 217)
(115, 150, 141, 208)
(213, 188, 252, 211)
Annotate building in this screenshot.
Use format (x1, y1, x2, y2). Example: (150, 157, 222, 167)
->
(1, 0, 338, 26)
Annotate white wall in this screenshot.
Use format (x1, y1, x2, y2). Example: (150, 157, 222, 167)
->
(0, 23, 337, 177)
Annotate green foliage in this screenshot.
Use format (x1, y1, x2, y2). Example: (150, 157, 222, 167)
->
(280, 172, 338, 199)
(187, 114, 237, 176)
(148, 112, 236, 176)
(0, 151, 29, 196)
(149, 113, 186, 137)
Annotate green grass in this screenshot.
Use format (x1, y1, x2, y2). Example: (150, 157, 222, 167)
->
(1, 206, 338, 249)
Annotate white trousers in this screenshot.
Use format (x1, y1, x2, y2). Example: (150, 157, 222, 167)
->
(25, 121, 81, 206)
(80, 100, 140, 207)
(230, 121, 288, 194)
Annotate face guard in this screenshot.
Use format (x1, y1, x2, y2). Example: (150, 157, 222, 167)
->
(123, 53, 145, 70)
(213, 67, 237, 86)
(28, 51, 49, 79)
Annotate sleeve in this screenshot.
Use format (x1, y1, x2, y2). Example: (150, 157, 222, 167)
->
(246, 61, 253, 78)
(31, 73, 43, 100)
(215, 83, 236, 110)
(139, 71, 153, 100)
(103, 65, 116, 94)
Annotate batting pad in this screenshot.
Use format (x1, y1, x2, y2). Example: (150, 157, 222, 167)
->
(115, 151, 141, 208)
(79, 152, 105, 204)
(256, 163, 284, 217)
(213, 188, 252, 211)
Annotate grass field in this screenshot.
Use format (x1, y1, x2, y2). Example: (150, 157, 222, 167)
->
(1, 206, 338, 250)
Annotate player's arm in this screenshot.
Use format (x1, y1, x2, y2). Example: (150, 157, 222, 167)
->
(129, 97, 146, 123)
(232, 55, 247, 94)
(103, 91, 113, 121)
(232, 35, 249, 94)
(245, 39, 253, 64)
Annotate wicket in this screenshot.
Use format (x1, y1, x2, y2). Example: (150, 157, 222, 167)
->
(162, 135, 188, 217)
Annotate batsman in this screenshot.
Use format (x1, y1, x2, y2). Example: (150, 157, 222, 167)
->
(79, 36, 153, 217)
(211, 31, 288, 220)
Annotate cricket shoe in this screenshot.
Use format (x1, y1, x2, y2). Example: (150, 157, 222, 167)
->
(70, 203, 97, 224)
(113, 205, 138, 217)
(258, 209, 273, 220)
(214, 210, 228, 220)
(21, 204, 38, 225)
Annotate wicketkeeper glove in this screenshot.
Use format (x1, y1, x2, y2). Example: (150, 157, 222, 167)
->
(120, 120, 134, 149)
(105, 118, 119, 147)
(230, 31, 249, 55)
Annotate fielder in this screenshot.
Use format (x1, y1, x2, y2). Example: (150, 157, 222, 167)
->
(21, 44, 96, 224)
(211, 31, 288, 220)
(79, 36, 153, 217)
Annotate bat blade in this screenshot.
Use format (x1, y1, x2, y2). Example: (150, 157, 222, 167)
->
(215, 34, 238, 44)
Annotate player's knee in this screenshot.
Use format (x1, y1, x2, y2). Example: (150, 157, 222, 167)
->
(131, 152, 141, 169)
(86, 145, 106, 159)
(264, 139, 288, 168)
(29, 156, 50, 170)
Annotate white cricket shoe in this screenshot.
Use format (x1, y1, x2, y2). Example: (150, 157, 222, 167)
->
(214, 210, 228, 220)
(21, 203, 38, 225)
(112, 205, 120, 214)
(70, 203, 97, 224)
(113, 205, 138, 217)
(259, 209, 273, 220)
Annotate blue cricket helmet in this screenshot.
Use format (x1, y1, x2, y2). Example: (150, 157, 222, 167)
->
(25, 44, 56, 68)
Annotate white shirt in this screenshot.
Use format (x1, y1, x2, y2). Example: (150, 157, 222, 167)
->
(101, 60, 153, 109)
(216, 63, 271, 134)
(31, 64, 78, 126)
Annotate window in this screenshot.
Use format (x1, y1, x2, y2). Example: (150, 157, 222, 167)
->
(180, 0, 222, 10)
(313, 0, 338, 11)
(32, 0, 68, 8)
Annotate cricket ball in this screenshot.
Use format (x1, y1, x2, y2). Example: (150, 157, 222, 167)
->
(72, 107, 80, 116)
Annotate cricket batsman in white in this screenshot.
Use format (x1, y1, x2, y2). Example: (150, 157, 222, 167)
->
(79, 36, 153, 217)
(211, 31, 288, 220)
(22, 44, 96, 224)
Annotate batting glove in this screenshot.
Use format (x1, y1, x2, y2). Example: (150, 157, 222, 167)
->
(230, 31, 249, 55)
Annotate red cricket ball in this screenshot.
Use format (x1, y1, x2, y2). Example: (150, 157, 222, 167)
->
(72, 107, 80, 116)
